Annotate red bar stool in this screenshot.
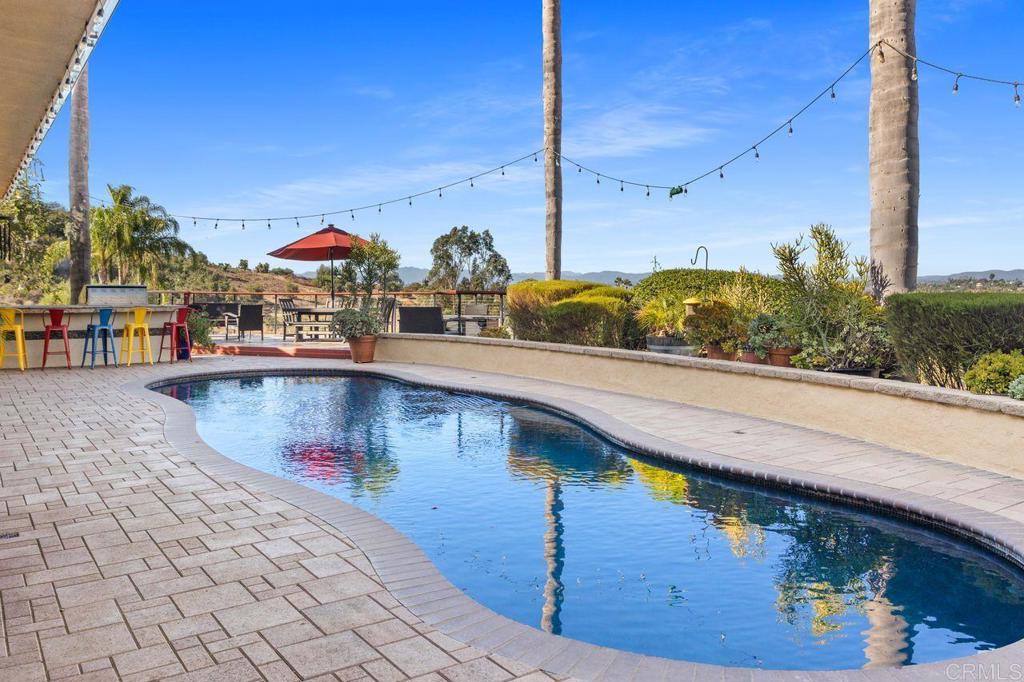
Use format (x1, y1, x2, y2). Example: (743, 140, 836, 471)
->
(41, 308, 72, 369)
(159, 307, 192, 363)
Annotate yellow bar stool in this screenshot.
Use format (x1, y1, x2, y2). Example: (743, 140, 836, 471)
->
(120, 307, 154, 366)
(0, 308, 27, 371)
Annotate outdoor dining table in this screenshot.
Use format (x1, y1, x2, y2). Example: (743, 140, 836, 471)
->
(292, 307, 342, 341)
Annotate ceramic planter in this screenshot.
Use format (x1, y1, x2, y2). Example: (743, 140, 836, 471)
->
(705, 344, 735, 361)
(767, 347, 800, 368)
(740, 350, 768, 365)
(348, 335, 377, 363)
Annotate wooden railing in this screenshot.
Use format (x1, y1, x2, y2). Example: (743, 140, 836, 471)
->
(149, 289, 507, 334)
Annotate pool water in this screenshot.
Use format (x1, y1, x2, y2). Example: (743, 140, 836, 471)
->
(160, 375, 1024, 670)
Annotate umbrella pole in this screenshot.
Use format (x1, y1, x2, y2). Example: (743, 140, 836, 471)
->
(330, 247, 336, 306)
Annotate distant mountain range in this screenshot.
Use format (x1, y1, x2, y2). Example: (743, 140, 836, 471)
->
(919, 269, 1024, 283)
(393, 267, 650, 287)
(306, 265, 1020, 287)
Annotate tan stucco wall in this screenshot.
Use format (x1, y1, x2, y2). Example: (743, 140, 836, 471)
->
(376, 335, 1024, 476)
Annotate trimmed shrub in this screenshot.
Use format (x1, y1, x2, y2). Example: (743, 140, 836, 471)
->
(506, 280, 635, 347)
(477, 326, 511, 339)
(886, 293, 1024, 388)
(544, 295, 631, 347)
(507, 280, 603, 340)
(633, 268, 783, 306)
(964, 351, 1024, 395)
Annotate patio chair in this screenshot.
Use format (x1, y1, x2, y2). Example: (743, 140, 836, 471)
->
(199, 302, 240, 338)
(226, 303, 264, 341)
(378, 296, 397, 332)
(398, 306, 445, 334)
(279, 298, 297, 341)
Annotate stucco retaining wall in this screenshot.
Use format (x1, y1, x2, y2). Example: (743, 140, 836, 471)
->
(376, 334, 1024, 476)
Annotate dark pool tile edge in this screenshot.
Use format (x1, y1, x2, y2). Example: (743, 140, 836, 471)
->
(122, 361, 1024, 682)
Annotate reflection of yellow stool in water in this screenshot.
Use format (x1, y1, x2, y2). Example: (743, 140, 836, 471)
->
(120, 307, 154, 366)
(0, 308, 27, 371)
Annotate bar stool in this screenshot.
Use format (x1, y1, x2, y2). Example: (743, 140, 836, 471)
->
(41, 308, 72, 369)
(120, 307, 153, 366)
(0, 308, 27, 371)
(158, 307, 192, 363)
(82, 308, 119, 368)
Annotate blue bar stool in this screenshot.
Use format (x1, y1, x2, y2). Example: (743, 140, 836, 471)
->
(81, 308, 119, 368)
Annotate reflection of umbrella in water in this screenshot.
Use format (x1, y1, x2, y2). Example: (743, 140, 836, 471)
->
(280, 440, 399, 499)
(506, 408, 633, 634)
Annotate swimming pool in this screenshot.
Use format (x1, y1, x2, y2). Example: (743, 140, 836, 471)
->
(159, 374, 1024, 670)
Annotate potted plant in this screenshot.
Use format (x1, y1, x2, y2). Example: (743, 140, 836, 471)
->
(747, 314, 800, 367)
(684, 302, 739, 360)
(330, 308, 382, 363)
(635, 296, 695, 355)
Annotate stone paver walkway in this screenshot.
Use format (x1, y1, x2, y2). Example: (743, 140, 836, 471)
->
(2, 355, 1024, 681)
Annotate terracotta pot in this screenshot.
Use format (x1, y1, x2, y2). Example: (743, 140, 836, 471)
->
(740, 350, 768, 365)
(348, 335, 377, 363)
(767, 347, 800, 368)
(705, 344, 735, 361)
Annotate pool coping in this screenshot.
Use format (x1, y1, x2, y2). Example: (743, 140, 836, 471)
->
(124, 362, 1024, 681)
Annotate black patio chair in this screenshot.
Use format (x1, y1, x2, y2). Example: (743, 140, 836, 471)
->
(226, 303, 264, 340)
(378, 296, 397, 332)
(398, 306, 445, 334)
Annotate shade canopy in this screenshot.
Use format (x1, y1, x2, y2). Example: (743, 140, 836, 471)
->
(267, 225, 367, 261)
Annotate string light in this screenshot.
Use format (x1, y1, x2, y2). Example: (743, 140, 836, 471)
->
(787, 120, 794, 136)
(350, 209, 355, 220)
(214, 220, 218, 230)
(377, 204, 382, 213)
(266, 220, 271, 230)
(830, 86, 837, 101)
(1015, 83, 1021, 108)
(320, 214, 324, 225)
(911, 59, 919, 81)
(241, 221, 245, 230)
(719, 167, 725, 180)
(295, 217, 299, 228)
(754, 146, 760, 160)
(470, 177, 474, 188)
(438, 188, 442, 198)
(953, 74, 961, 94)
(645, 185, 650, 197)
(620, 180, 624, 192)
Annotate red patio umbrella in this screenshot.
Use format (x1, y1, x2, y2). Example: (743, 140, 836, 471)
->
(268, 225, 367, 304)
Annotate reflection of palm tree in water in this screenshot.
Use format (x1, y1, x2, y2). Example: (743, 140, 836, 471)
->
(541, 480, 565, 634)
(862, 562, 909, 668)
(506, 408, 632, 634)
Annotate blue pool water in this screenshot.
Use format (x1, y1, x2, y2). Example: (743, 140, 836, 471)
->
(160, 374, 1024, 670)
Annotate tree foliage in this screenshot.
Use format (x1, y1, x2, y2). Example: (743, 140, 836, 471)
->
(0, 179, 68, 302)
(426, 226, 511, 290)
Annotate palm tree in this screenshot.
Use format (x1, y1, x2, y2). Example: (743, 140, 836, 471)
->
(68, 65, 91, 303)
(869, 0, 919, 293)
(542, 0, 562, 280)
(91, 184, 192, 287)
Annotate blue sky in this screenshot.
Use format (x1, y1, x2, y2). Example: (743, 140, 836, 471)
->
(33, 0, 1024, 276)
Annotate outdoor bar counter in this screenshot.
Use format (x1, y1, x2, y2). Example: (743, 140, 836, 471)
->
(3, 305, 184, 369)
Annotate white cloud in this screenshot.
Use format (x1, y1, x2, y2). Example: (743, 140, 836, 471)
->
(565, 103, 715, 158)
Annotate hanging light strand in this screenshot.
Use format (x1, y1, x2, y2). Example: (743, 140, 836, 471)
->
(169, 42, 1021, 224)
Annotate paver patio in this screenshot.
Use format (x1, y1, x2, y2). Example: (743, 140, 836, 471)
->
(2, 355, 1024, 681)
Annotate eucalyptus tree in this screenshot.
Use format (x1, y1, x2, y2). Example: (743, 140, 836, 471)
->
(869, 0, 919, 293)
(426, 226, 512, 290)
(542, 0, 562, 280)
(68, 65, 91, 302)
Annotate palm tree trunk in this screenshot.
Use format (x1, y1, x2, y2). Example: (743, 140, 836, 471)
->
(68, 65, 91, 303)
(869, 0, 919, 293)
(542, 0, 563, 281)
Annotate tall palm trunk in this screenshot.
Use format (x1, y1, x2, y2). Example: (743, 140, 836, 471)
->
(68, 65, 91, 303)
(869, 0, 919, 293)
(542, 0, 562, 280)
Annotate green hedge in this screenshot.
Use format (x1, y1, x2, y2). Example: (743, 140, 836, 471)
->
(507, 280, 636, 347)
(633, 268, 783, 306)
(886, 292, 1024, 388)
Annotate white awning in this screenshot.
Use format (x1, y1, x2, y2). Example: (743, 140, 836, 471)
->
(0, 0, 118, 199)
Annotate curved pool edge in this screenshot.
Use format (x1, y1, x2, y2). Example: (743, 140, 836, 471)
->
(124, 363, 1024, 680)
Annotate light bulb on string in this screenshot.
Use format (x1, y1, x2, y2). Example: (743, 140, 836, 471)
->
(377, 204, 382, 213)
(620, 180, 624, 192)
(877, 45, 885, 63)
(533, 153, 538, 162)
(1015, 83, 1021, 108)
(351, 210, 355, 221)
(241, 221, 245, 231)
(320, 214, 325, 225)
(295, 217, 300, 228)
(577, 165, 582, 173)
(470, 177, 474, 188)
(596, 174, 600, 185)
(830, 86, 836, 101)
(408, 197, 412, 206)
(953, 74, 961, 94)
(214, 220, 218, 230)
(438, 188, 442, 198)
(719, 167, 725, 180)
(192, 217, 196, 227)
(754, 146, 760, 160)
(267, 220, 271, 230)
(501, 166, 505, 176)
(683, 186, 688, 196)
(788, 120, 794, 137)
(911, 59, 918, 81)
(645, 186, 650, 197)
